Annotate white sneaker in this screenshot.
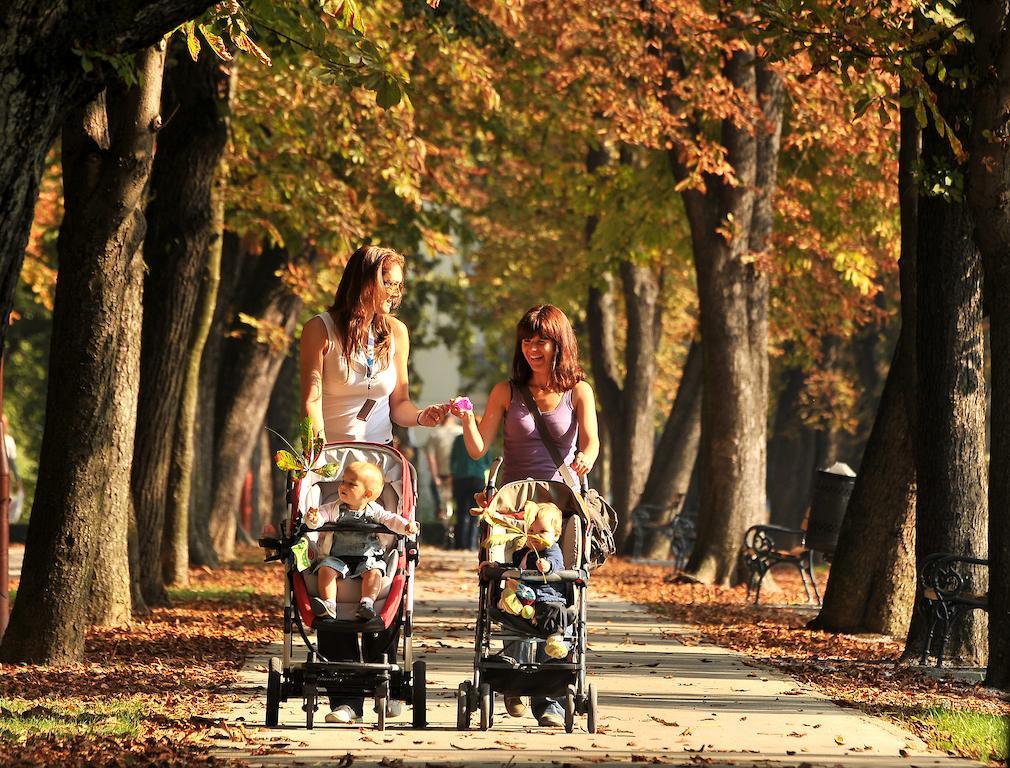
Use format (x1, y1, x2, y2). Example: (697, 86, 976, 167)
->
(324, 705, 361, 724)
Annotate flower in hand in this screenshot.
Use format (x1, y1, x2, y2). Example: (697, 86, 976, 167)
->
(304, 507, 321, 529)
(536, 557, 552, 573)
(449, 396, 474, 418)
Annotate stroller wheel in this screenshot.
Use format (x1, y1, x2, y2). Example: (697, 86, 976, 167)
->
(479, 682, 493, 731)
(564, 684, 576, 734)
(375, 681, 389, 732)
(412, 660, 427, 728)
(266, 657, 282, 727)
(456, 682, 471, 731)
(304, 681, 317, 730)
(587, 683, 598, 734)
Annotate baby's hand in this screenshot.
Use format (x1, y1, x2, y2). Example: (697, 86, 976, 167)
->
(304, 507, 321, 529)
(536, 557, 552, 574)
(406, 520, 420, 536)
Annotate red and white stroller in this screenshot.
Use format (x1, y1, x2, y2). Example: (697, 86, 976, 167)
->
(259, 441, 425, 730)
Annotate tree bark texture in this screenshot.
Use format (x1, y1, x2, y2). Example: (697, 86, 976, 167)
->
(906, 67, 988, 664)
(132, 46, 231, 603)
(0, 45, 165, 663)
(813, 99, 920, 638)
(967, 2, 1010, 688)
(208, 244, 303, 561)
(635, 339, 702, 558)
(189, 231, 243, 567)
(675, 56, 781, 585)
(0, 0, 216, 357)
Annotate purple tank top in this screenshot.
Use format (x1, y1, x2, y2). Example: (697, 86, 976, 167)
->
(502, 384, 578, 486)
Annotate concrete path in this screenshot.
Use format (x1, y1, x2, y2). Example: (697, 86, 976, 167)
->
(213, 551, 980, 767)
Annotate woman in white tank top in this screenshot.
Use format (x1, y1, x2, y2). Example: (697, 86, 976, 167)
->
(298, 245, 447, 725)
(300, 246, 447, 445)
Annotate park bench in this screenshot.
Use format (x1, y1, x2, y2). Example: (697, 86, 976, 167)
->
(741, 463, 856, 607)
(740, 524, 820, 606)
(918, 553, 988, 666)
(630, 502, 695, 570)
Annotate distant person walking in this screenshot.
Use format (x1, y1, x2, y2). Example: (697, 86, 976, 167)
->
(423, 413, 462, 520)
(449, 431, 492, 550)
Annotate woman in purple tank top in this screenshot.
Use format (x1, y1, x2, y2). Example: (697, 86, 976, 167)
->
(449, 304, 600, 727)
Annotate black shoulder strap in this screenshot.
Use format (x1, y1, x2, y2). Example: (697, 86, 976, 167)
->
(516, 382, 579, 487)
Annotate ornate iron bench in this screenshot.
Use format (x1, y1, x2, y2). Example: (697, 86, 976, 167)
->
(740, 524, 820, 606)
(918, 553, 988, 666)
(630, 502, 696, 570)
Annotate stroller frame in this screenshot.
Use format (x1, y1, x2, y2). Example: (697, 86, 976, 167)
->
(456, 475, 600, 734)
(259, 441, 427, 731)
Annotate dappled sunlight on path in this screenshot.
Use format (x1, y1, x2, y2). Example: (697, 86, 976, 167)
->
(214, 550, 982, 767)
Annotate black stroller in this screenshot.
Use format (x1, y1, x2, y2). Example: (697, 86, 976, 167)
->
(456, 476, 612, 734)
(258, 441, 426, 730)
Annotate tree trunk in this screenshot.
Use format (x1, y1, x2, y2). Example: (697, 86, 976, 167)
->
(132, 46, 232, 603)
(676, 55, 780, 585)
(810, 97, 921, 637)
(967, 2, 1010, 687)
(905, 62, 988, 664)
(767, 365, 817, 530)
(0, 0, 216, 357)
(208, 244, 303, 561)
(635, 339, 702, 559)
(0, 45, 165, 663)
(189, 231, 243, 567)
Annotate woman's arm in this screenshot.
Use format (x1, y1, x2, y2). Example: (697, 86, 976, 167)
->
(299, 316, 329, 441)
(454, 381, 509, 459)
(387, 317, 445, 427)
(570, 381, 600, 476)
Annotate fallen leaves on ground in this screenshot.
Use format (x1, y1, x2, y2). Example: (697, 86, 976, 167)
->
(0, 545, 281, 765)
(594, 558, 1010, 757)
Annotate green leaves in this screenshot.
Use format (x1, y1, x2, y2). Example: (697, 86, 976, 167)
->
(268, 418, 339, 479)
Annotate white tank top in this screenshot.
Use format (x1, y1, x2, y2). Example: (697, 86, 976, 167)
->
(316, 312, 397, 443)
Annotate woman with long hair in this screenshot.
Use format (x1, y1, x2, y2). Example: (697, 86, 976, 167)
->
(300, 245, 446, 442)
(450, 303, 600, 727)
(299, 245, 446, 726)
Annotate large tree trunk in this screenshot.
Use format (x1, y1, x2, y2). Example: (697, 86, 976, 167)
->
(810, 98, 921, 637)
(677, 56, 781, 585)
(635, 339, 702, 559)
(904, 61, 988, 664)
(0, 46, 165, 663)
(967, 3, 1010, 688)
(208, 244, 303, 561)
(132, 46, 232, 604)
(0, 0, 216, 357)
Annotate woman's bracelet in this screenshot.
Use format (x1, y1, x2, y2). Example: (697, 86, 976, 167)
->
(416, 411, 424, 426)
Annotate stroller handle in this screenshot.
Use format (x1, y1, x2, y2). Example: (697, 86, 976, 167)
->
(485, 456, 504, 498)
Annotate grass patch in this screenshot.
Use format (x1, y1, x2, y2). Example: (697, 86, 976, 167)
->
(0, 698, 145, 741)
(167, 585, 256, 602)
(904, 707, 1008, 762)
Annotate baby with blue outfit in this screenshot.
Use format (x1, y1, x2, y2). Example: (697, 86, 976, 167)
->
(305, 460, 418, 621)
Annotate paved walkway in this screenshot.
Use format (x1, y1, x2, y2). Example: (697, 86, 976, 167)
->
(214, 551, 980, 767)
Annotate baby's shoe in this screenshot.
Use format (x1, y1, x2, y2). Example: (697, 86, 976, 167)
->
(504, 695, 527, 717)
(356, 598, 376, 621)
(544, 633, 570, 659)
(311, 597, 336, 619)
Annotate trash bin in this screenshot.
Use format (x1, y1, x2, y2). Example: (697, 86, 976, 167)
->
(806, 462, 856, 556)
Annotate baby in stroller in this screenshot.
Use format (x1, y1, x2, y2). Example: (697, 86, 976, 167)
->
(481, 501, 571, 659)
(306, 460, 418, 621)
